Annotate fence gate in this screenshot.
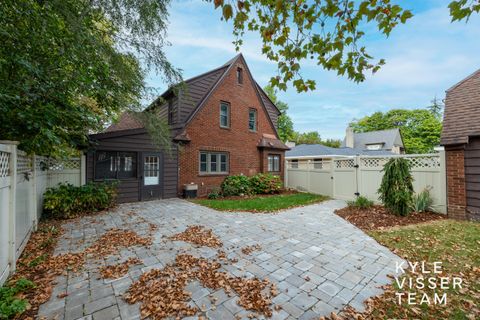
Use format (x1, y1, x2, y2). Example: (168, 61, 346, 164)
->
(332, 158, 359, 201)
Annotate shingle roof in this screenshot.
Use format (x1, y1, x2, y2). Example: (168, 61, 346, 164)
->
(441, 69, 480, 145)
(105, 112, 144, 132)
(286, 144, 394, 157)
(341, 128, 402, 150)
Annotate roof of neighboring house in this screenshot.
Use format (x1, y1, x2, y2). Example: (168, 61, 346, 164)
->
(341, 128, 403, 150)
(105, 112, 143, 132)
(286, 144, 394, 158)
(441, 69, 480, 145)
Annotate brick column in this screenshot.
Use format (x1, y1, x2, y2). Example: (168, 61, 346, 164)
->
(445, 146, 467, 220)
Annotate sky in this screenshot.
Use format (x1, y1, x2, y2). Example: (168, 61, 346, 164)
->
(147, 0, 480, 140)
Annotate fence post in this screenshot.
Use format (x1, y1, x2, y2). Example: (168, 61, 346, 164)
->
(5, 141, 18, 272)
(80, 154, 86, 186)
(438, 148, 447, 214)
(355, 155, 361, 197)
(306, 160, 311, 191)
(284, 159, 288, 188)
(31, 155, 38, 230)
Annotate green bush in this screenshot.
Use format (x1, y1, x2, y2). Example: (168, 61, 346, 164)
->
(43, 182, 117, 219)
(221, 175, 252, 196)
(249, 173, 282, 194)
(0, 278, 35, 319)
(347, 196, 374, 209)
(378, 158, 414, 216)
(207, 188, 222, 199)
(412, 187, 433, 212)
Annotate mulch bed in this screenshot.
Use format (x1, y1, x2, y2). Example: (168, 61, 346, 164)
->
(195, 189, 298, 200)
(334, 205, 446, 231)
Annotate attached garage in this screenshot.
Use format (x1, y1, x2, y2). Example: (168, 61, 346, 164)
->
(86, 123, 178, 203)
(441, 69, 480, 221)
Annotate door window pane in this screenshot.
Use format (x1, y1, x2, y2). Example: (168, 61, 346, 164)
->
(144, 156, 160, 185)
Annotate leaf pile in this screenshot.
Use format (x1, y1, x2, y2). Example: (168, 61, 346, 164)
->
(169, 225, 223, 248)
(85, 228, 152, 258)
(7, 224, 152, 319)
(241, 244, 261, 255)
(125, 254, 277, 319)
(335, 205, 444, 231)
(99, 257, 143, 279)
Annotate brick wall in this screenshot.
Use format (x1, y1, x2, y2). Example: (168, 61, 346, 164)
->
(445, 146, 467, 220)
(178, 60, 284, 196)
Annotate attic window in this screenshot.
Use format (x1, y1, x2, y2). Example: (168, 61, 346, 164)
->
(237, 67, 243, 84)
(366, 143, 383, 150)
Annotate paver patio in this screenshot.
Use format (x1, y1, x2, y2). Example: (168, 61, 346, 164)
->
(37, 199, 404, 320)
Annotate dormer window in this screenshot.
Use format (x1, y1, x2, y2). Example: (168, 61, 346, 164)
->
(366, 143, 383, 150)
(236, 67, 243, 84)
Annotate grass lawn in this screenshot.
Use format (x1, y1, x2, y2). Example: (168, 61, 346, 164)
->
(192, 192, 329, 212)
(349, 220, 480, 319)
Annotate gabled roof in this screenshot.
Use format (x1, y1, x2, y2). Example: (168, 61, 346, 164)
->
(341, 128, 403, 150)
(286, 144, 394, 158)
(441, 69, 480, 145)
(105, 112, 143, 132)
(102, 54, 283, 138)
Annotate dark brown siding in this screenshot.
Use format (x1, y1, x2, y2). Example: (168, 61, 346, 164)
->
(86, 130, 178, 203)
(465, 137, 480, 220)
(179, 67, 227, 123)
(256, 84, 280, 129)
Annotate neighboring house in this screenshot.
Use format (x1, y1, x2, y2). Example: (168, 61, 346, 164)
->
(86, 54, 288, 202)
(341, 127, 405, 154)
(441, 69, 480, 221)
(286, 127, 400, 168)
(286, 143, 394, 169)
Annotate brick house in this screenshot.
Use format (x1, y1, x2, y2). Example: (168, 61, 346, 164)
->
(441, 69, 480, 221)
(86, 54, 289, 202)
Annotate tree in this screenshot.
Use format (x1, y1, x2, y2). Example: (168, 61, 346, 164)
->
(0, 0, 180, 156)
(211, 0, 478, 92)
(428, 96, 444, 118)
(292, 131, 322, 145)
(263, 85, 295, 142)
(350, 108, 443, 154)
(378, 158, 414, 216)
(322, 139, 342, 148)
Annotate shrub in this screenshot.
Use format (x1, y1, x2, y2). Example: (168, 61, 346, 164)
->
(378, 158, 414, 216)
(0, 278, 35, 319)
(347, 196, 374, 209)
(412, 187, 433, 212)
(250, 173, 282, 194)
(43, 182, 117, 219)
(221, 175, 252, 196)
(207, 188, 222, 199)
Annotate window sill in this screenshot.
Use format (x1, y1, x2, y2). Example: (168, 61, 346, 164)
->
(220, 126, 231, 130)
(198, 173, 229, 177)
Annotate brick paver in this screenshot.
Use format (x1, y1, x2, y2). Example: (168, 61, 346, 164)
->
(37, 199, 404, 319)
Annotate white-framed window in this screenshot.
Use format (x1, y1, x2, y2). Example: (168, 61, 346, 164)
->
(313, 158, 323, 169)
(249, 108, 257, 131)
(366, 144, 383, 150)
(200, 151, 228, 174)
(220, 102, 230, 128)
(268, 154, 280, 172)
(291, 159, 298, 169)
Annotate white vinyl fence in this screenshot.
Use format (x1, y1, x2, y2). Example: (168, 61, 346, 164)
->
(0, 141, 84, 285)
(286, 152, 447, 214)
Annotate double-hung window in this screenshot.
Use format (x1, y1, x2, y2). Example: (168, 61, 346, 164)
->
(200, 152, 228, 174)
(248, 108, 257, 131)
(237, 67, 243, 84)
(220, 102, 230, 128)
(268, 154, 280, 172)
(95, 151, 137, 180)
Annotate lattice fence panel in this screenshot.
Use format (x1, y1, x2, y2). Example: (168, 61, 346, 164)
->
(0, 151, 9, 178)
(334, 159, 355, 169)
(43, 158, 81, 171)
(17, 152, 33, 174)
(360, 155, 441, 169)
